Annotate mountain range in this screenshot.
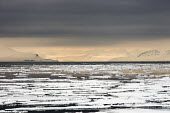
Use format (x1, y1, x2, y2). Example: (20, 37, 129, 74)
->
(111, 49, 170, 61)
(0, 46, 56, 62)
(0, 46, 170, 62)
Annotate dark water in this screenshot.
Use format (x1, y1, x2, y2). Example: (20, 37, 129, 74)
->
(1, 61, 170, 66)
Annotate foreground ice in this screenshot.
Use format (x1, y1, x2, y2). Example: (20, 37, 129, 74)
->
(0, 63, 170, 113)
(99, 109, 170, 113)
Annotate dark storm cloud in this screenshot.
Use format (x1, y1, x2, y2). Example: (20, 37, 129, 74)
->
(0, 0, 170, 46)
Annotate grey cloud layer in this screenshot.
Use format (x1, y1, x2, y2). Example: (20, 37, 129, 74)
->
(0, 0, 170, 46)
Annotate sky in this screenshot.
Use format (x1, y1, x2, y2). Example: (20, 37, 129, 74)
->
(0, 0, 170, 61)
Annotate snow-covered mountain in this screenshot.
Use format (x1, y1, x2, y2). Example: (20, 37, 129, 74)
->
(57, 49, 128, 61)
(137, 50, 160, 57)
(111, 49, 170, 61)
(0, 46, 57, 62)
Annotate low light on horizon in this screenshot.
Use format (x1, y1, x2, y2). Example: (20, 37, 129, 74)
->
(0, 0, 170, 61)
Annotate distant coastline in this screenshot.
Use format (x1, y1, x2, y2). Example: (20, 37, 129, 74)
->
(0, 61, 170, 66)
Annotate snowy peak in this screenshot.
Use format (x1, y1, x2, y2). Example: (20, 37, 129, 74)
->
(137, 50, 160, 57)
(0, 46, 57, 62)
(111, 49, 170, 61)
